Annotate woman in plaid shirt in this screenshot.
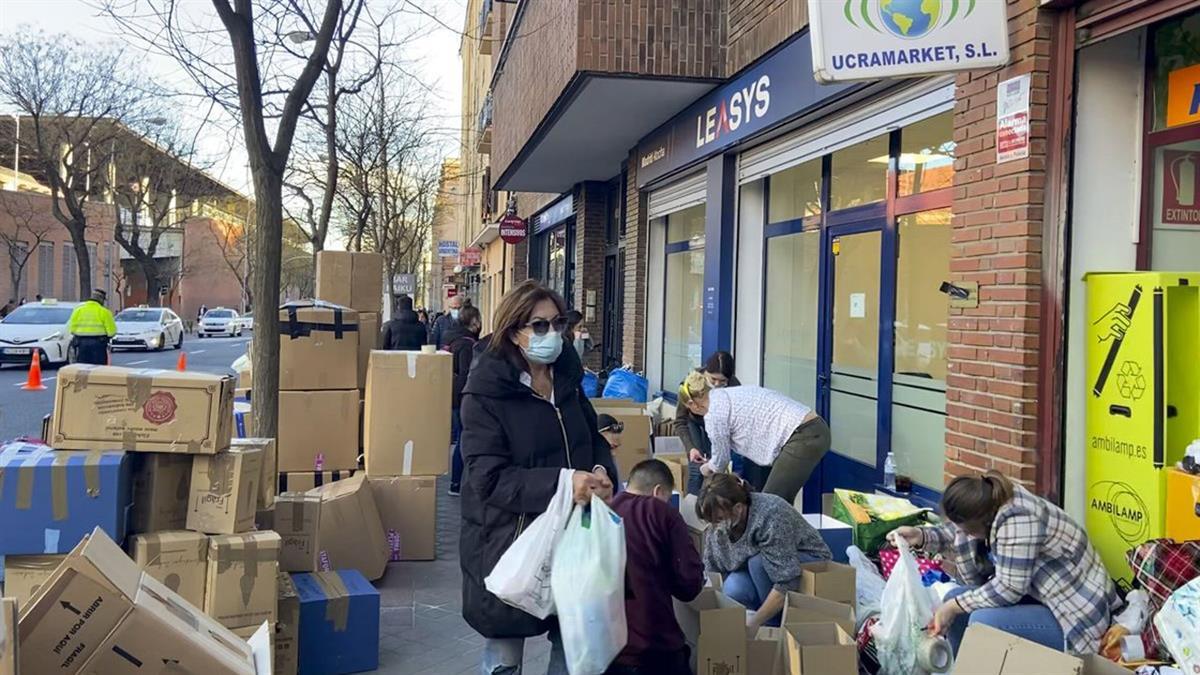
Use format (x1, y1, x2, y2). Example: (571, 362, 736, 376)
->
(891, 471, 1120, 656)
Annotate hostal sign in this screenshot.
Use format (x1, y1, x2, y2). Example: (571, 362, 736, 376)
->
(808, 0, 1010, 83)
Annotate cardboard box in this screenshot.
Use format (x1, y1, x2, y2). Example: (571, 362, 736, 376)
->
(952, 624, 1129, 675)
(128, 531, 208, 610)
(315, 250, 383, 313)
(357, 312, 379, 390)
(274, 493, 322, 572)
(749, 626, 783, 675)
(368, 476, 437, 562)
(188, 445, 263, 535)
(363, 351, 451, 477)
(2, 555, 65, 608)
(277, 470, 356, 494)
(781, 592, 856, 636)
(130, 453, 192, 534)
(782, 622, 857, 675)
(255, 507, 274, 531)
(311, 475, 389, 581)
(274, 572, 299, 675)
(292, 570, 380, 675)
(234, 438, 277, 512)
(233, 399, 253, 438)
(0, 443, 132, 555)
(279, 301, 360, 391)
(592, 400, 652, 479)
(277, 390, 360, 473)
(657, 454, 689, 495)
(1166, 467, 1200, 542)
(798, 561, 856, 606)
(801, 514, 854, 564)
(673, 587, 748, 675)
(205, 531, 281, 629)
(50, 365, 235, 454)
(1, 597, 15, 675)
(679, 494, 708, 556)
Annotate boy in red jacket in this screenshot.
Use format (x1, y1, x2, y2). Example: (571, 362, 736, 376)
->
(607, 459, 705, 675)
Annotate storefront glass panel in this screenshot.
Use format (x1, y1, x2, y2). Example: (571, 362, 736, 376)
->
(829, 230, 881, 467)
(1151, 138, 1200, 269)
(830, 134, 888, 210)
(898, 112, 956, 196)
(546, 226, 568, 300)
(663, 204, 706, 391)
(763, 231, 820, 406)
(768, 159, 822, 222)
(1151, 13, 1200, 132)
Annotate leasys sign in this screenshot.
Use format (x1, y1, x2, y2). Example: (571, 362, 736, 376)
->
(808, 0, 1010, 83)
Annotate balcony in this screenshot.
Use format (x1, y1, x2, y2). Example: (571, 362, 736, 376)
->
(477, 93, 493, 155)
(477, 0, 494, 55)
(489, 0, 725, 193)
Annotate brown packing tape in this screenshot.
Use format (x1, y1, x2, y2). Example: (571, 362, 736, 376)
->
(122, 429, 139, 451)
(69, 366, 91, 392)
(16, 456, 36, 510)
(7, 556, 63, 573)
(312, 572, 351, 632)
(51, 452, 69, 521)
(83, 451, 103, 497)
(125, 370, 155, 407)
(138, 533, 164, 566)
(187, 439, 203, 454)
(207, 455, 236, 505)
(144, 581, 201, 631)
(292, 500, 306, 531)
(240, 538, 258, 607)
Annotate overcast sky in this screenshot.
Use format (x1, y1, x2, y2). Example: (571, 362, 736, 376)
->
(0, 0, 466, 198)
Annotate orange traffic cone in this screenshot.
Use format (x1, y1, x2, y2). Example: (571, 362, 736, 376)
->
(177, 352, 187, 372)
(21, 353, 46, 391)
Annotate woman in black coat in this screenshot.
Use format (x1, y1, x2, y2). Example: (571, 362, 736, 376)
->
(459, 280, 617, 675)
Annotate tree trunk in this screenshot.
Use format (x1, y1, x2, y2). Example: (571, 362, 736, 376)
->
(138, 258, 161, 307)
(250, 170, 283, 440)
(67, 224, 93, 299)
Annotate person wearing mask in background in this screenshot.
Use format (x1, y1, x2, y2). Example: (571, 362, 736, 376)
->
(697, 474, 830, 632)
(674, 351, 741, 495)
(565, 309, 591, 358)
(607, 459, 704, 675)
(431, 294, 463, 349)
(381, 295, 427, 351)
(417, 308, 430, 334)
(459, 279, 618, 675)
(683, 371, 828, 502)
(444, 305, 482, 496)
(67, 289, 117, 365)
(597, 414, 624, 453)
(888, 471, 1117, 656)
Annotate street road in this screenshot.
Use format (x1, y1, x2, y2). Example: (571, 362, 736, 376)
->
(0, 333, 251, 442)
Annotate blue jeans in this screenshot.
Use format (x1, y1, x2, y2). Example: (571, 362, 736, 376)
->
(722, 553, 822, 627)
(943, 586, 1064, 655)
(451, 408, 464, 489)
(480, 629, 567, 675)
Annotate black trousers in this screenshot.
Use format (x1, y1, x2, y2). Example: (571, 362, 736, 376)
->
(72, 336, 109, 365)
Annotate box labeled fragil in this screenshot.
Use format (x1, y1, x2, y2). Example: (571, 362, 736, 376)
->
(188, 445, 263, 535)
(673, 587, 748, 675)
(205, 531, 281, 629)
(798, 561, 856, 606)
(128, 530, 208, 610)
(129, 453, 192, 533)
(234, 438, 277, 512)
(278, 302, 359, 392)
(50, 365, 235, 454)
(3, 555, 65, 608)
(592, 400, 652, 479)
(1, 597, 16, 675)
(357, 312, 379, 390)
(274, 492, 322, 572)
(277, 390, 360, 473)
(315, 250, 383, 313)
(364, 351, 451, 477)
(311, 475, 389, 581)
(782, 622, 857, 675)
(368, 476, 436, 561)
(0, 443, 132, 555)
(277, 470, 356, 494)
(274, 572, 299, 675)
(293, 570, 380, 675)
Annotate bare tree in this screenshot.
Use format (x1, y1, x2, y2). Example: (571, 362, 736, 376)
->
(0, 32, 156, 299)
(208, 218, 252, 311)
(0, 194, 55, 302)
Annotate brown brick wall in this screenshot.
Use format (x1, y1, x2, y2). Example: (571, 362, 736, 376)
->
(944, 0, 1052, 489)
(726, 0, 807, 74)
(621, 153, 649, 370)
(573, 181, 609, 369)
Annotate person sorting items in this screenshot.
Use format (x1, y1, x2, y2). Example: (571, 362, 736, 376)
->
(696, 474, 831, 631)
(680, 370, 830, 503)
(888, 470, 1119, 656)
(67, 290, 116, 365)
(674, 351, 741, 495)
(458, 280, 618, 675)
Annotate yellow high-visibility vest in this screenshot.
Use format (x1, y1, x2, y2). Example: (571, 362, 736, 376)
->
(67, 300, 116, 337)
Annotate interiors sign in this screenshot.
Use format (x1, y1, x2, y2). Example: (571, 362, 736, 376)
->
(808, 0, 1010, 83)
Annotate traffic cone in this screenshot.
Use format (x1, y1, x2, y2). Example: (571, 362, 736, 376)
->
(21, 353, 46, 391)
(177, 352, 187, 372)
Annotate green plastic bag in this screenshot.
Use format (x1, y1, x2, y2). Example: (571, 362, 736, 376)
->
(831, 489, 928, 554)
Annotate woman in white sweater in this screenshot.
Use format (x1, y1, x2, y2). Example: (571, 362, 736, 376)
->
(681, 370, 830, 503)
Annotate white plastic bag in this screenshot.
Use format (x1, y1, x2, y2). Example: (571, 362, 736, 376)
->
(1154, 577, 1200, 674)
(485, 469, 575, 619)
(848, 545, 887, 629)
(551, 494, 628, 675)
(873, 540, 935, 675)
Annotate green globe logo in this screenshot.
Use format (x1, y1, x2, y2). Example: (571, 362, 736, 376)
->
(880, 0, 941, 38)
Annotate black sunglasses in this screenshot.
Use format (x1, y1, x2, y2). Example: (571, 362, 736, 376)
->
(525, 316, 569, 336)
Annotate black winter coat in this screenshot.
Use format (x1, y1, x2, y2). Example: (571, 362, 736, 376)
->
(443, 322, 478, 408)
(380, 310, 427, 351)
(458, 340, 618, 639)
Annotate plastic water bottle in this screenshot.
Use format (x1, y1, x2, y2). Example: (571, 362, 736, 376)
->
(883, 452, 897, 491)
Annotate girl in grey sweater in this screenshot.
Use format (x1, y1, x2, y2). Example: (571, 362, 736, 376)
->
(697, 474, 831, 631)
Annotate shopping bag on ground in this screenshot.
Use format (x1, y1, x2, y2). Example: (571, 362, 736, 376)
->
(551, 494, 628, 675)
(484, 469, 575, 619)
(601, 368, 648, 402)
(873, 540, 936, 675)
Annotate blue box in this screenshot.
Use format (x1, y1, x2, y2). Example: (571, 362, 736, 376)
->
(293, 569, 380, 674)
(0, 442, 132, 555)
(803, 513, 854, 563)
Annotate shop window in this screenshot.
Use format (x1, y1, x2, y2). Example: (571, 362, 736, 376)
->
(768, 159, 822, 223)
(663, 204, 705, 391)
(830, 134, 888, 210)
(1150, 12, 1200, 132)
(666, 204, 705, 244)
(1150, 138, 1200, 269)
(898, 112, 956, 196)
(763, 230, 820, 406)
(546, 227, 568, 300)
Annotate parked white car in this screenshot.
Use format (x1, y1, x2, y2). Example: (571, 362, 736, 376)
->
(112, 307, 185, 351)
(198, 308, 243, 338)
(233, 311, 254, 333)
(0, 300, 81, 367)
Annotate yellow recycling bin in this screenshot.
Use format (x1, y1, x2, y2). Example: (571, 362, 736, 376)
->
(1085, 272, 1200, 585)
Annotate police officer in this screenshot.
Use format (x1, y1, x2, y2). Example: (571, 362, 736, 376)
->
(67, 290, 117, 365)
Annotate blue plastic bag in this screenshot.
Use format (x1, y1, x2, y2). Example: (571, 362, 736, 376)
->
(602, 368, 648, 402)
(582, 370, 599, 398)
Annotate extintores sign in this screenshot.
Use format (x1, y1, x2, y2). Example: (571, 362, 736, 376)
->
(808, 0, 1010, 83)
(499, 214, 528, 244)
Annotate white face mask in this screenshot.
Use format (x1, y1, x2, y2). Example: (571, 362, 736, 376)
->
(523, 330, 563, 365)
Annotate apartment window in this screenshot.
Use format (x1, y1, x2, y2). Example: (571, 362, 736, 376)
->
(662, 204, 705, 391)
(104, 243, 113, 297)
(37, 242, 54, 298)
(62, 243, 76, 301)
(86, 242, 98, 293)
